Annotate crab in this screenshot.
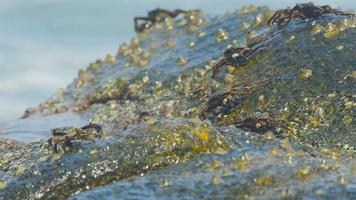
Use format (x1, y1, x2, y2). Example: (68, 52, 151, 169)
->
(198, 79, 281, 136)
(48, 123, 104, 153)
(199, 91, 279, 135)
(198, 86, 239, 120)
(235, 112, 278, 135)
(199, 79, 268, 120)
(211, 47, 256, 79)
(134, 8, 187, 32)
(211, 33, 275, 79)
(268, 2, 354, 27)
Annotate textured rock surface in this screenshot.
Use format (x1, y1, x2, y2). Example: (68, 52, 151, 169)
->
(1, 6, 355, 199)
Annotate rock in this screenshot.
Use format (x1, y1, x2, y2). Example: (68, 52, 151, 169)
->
(1, 6, 355, 200)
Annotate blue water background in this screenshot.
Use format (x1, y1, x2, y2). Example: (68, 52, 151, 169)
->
(0, 0, 355, 123)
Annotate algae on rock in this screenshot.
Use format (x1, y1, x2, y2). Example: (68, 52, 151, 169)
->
(1, 6, 355, 200)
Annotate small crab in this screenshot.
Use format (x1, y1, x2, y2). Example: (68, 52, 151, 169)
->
(211, 47, 256, 79)
(268, 2, 354, 27)
(199, 86, 239, 120)
(235, 112, 278, 135)
(48, 123, 104, 153)
(211, 33, 274, 79)
(134, 8, 187, 32)
(199, 79, 268, 121)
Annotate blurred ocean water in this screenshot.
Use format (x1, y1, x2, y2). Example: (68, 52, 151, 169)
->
(0, 0, 355, 123)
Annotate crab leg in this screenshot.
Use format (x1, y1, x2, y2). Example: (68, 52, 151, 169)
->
(134, 17, 150, 32)
(268, 10, 283, 25)
(211, 59, 228, 79)
(323, 9, 355, 16)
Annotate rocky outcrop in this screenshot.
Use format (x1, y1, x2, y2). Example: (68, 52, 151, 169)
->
(1, 5, 355, 199)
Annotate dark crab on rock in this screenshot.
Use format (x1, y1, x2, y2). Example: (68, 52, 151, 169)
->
(211, 33, 278, 79)
(235, 112, 278, 135)
(268, 2, 354, 27)
(134, 8, 188, 32)
(48, 123, 105, 153)
(211, 46, 256, 79)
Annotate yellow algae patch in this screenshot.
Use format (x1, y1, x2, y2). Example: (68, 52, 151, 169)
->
(280, 140, 293, 153)
(296, 166, 312, 180)
(323, 23, 340, 38)
(231, 64, 250, 75)
(193, 127, 210, 142)
(148, 119, 231, 156)
(225, 65, 235, 74)
(308, 116, 321, 127)
(254, 175, 275, 186)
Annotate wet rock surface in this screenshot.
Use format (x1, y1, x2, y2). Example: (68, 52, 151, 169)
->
(1, 6, 355, 199)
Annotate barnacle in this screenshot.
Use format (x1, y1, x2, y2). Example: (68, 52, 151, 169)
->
(216, 28, 229, 43)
